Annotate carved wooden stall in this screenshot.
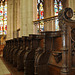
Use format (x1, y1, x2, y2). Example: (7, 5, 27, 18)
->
(2, 7, 75, 75)
(24, 34, 41, 75)
(8, 39, 14, 62)
(5, 40, 9, 60)
(3, 40, 8, 58)
(58, 8, 75, 75)
(34, 8, 75, 75)
(45, 31, 62, 75)
(13, 38, 23, 67)
(6, 40, 12, 61)
(10, 38, 17, 63)
(34, 31, 62, 75)
(17, 36, 29, 71)
(5, 40, 10, 60)
(34, 35, 44, 75)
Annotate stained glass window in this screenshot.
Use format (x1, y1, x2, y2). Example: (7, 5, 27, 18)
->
(37, 0, 44, 32)
(0, 0, 7, 35)
(54, 0, 62, 31)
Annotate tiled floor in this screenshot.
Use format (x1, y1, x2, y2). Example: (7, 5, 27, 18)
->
(0, 57, 24, 75)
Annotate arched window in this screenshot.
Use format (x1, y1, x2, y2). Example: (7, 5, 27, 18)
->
(54, 0, 62, 31)
(37, 0, 44, 32)
(0, 0, 7, 35)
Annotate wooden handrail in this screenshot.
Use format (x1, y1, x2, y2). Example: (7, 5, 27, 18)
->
(33, 15, 58, 22)
(73, 10, 75, 12)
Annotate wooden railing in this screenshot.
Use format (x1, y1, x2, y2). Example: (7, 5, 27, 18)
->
(33, 15, 59, 33)
(33, 15, 58, 23)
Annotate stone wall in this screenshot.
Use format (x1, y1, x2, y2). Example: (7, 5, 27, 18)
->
(6, 0, 75, 40)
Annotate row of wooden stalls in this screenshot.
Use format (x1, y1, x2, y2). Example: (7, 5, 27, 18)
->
(3, 8, 75, 75)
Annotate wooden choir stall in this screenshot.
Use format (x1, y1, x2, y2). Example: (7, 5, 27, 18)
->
(3, 8, 75, 75)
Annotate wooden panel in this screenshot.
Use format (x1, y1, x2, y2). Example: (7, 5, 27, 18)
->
(53, 37, 62, 51)
(48, 65, 61, 75)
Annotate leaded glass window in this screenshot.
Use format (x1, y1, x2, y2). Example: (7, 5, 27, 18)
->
(37, 0, 44, 32)
(54, 0, 62, 31)
(0, 0, 7, 35)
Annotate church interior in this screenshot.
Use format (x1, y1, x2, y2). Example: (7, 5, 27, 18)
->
(0, 0, 75, 75)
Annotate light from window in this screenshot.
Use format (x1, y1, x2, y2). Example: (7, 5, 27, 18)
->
(0, 0, 7, 35)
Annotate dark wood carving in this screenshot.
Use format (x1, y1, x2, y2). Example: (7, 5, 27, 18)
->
(71, 28, 75, 67)
(3, 40, 8, 59)
(52, 52, 62, 63)
(6, 40, 12, 61)
(58, 7, 75, 75)
(5, 40, 9, 60)
(13, 38, 22, 67)
(24, 34, 40, 75)
(34, 35, 43, 75)
(34, 31, 62, 75)
(8, 39, 14, 63)
(10, 38, 17, 63)
(17, 36, 29, 71)
(3, 8, 75, 75)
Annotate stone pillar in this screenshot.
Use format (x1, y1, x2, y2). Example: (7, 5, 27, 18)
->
(44, 0, 51, 31)
(27, 0, 33, 35)
(33, 0, 37, 34)
(13, 0, 17, 38)
(16, 0, 20, 37)
(62, 0, 69, 8)
(69, 0, 75, 19)
(20, 0, 29, 36)
(51, 0, 55, 31)
(7, 0, 13, 40)
(20, 0, 33, 36)
(20, 0, 23, 37)
(69, 0, 73, 8)
(73, 0, 75, 10)
(44, 0, 54, 31)
(22, 0, 28, 36)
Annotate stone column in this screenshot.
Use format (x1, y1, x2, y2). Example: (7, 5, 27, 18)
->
(22, 0, 28, 36)
(16, 0, 20, 37)
(19, 0, 23, 37)
(13, 0, 17, 38)
(27, 0, 33, 35)
(33, 0, 37, 34)
(20, 0, 29, 36)
(51, 0, 55, 31)
(73, 0, 75, 10)
(44, 0, 54, 31)
(69, 0, 75, 19)
(20, 0, 33, 36)
(69, 0, 73, 8)
(7, 0, 13, 40)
